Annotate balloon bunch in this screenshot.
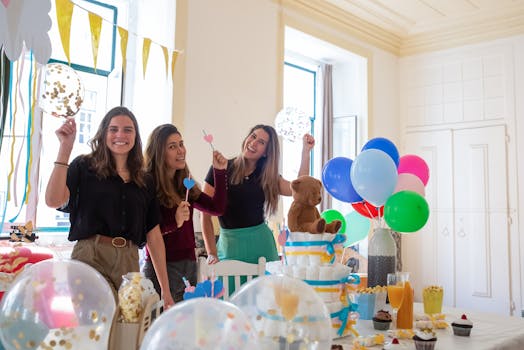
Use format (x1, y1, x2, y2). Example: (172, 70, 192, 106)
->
(322, 137, 430, 242)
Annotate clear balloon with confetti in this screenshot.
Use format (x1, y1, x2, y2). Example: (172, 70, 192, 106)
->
(0, 259, 116, 350)
(275, 106, 311, 143)
(39, 62, 84, 118)
(140, 298, 258, 350)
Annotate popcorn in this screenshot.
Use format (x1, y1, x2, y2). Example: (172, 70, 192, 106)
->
(118, 272, 144, 323)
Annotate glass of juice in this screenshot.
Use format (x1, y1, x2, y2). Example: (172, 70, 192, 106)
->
(387, 272, 408, 328)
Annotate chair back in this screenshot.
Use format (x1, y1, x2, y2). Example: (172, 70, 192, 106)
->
(197, 256, 266, 300)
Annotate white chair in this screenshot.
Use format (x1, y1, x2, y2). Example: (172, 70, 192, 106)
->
(197, 256, 266, 300)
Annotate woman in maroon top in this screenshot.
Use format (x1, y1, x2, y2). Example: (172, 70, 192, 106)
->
(142, 124, 228, 302)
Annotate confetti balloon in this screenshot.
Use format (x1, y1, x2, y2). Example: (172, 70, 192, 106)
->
(230, 275, 333, 349)
(0, 259, 116, 350)
(140, 298, 258, 350)
(275, 107, 311, 143)
(39, 62, 84, 118)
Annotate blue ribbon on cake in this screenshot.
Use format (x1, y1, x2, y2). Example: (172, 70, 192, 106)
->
(331, 302, 359, 336)
(284, 234, 346, 263)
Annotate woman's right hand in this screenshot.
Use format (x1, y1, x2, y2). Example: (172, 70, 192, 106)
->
(175, 201, 190, 228)
(56, 118, 77, 151)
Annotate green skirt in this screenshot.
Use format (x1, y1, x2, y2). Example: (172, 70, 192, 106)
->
(217, 223, 279, 264)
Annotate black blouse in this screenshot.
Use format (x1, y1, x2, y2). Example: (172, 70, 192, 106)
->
(205, 159, 265, 229)
(59, 156, 160, 247)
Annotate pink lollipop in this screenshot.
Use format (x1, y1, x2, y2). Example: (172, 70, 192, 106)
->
(202, 129, 215, 151)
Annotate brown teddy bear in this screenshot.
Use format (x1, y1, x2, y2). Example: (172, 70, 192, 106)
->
(287, 175, 342, 234)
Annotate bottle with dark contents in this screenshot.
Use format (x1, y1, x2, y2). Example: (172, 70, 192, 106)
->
(367, 228, 397, 288)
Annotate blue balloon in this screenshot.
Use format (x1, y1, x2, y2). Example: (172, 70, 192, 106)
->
(362, 137, 400, 167)
(350, 149, 398, 207)
(322, 157, 362, 203)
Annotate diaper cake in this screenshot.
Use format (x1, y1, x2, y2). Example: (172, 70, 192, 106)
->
(266, 176, 360, 339)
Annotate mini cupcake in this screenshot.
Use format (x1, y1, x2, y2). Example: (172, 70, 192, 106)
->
(412, 329, 437, 350)
(373, 310, 392, 330)
(451, 314, 473, 336)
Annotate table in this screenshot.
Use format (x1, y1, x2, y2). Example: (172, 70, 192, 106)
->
(336, 303, 524, 349)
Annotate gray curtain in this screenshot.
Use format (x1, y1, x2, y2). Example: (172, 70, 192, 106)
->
(321, 64, 333, 212)
(0, 48, 10, 154)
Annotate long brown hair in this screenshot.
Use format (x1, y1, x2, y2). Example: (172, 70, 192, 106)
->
(145, 124, 201, 208)
(86, 106, 145, 187)
(231, 124, 280, 215)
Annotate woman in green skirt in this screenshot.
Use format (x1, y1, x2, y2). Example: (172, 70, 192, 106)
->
(201, 124, 315, 264)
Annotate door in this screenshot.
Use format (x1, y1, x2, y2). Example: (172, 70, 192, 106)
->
(403, 130, 454, 306)
(453, 125, 510, 314)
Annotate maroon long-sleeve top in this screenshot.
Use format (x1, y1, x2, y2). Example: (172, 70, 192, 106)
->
(145, 168, 227, 262)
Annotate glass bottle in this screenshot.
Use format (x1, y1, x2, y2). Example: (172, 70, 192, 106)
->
(367, 228, 397, 288)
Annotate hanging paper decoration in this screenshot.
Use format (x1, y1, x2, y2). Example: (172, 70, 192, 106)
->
(117, 26, 129, 73)
(161, 46, 169, 78)
(0, 0, 52, 65)
(171, 50, 179, 83)
(55, 0, 74, 65)
(39, 62, 84, 118)
(88, 12, 102, 71)
(142, 38, 152, 79)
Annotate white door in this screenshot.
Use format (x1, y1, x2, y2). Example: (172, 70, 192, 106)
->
(402, 130, 454, 306)
(453, 125, 510, 314)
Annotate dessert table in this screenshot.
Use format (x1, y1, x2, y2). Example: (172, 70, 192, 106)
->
(336, 303, 524, 349)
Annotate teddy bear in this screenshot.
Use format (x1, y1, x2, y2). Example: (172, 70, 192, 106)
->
(287, 175, 342, 234)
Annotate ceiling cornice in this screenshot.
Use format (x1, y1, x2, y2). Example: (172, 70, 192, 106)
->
(283, 0, 524, 57)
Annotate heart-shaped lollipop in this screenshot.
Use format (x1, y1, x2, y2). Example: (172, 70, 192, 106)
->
(202, 129, 215, 150)
(183, 177, 195, 190)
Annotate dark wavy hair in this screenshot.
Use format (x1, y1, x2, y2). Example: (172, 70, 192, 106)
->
(86, 106, 145, 187)
(145, 124, 201, 207)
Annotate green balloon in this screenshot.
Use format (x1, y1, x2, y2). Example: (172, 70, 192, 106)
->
(320, 209, 346, 233)
(344, 211, 371, 247)
(384, 190, 429, 233)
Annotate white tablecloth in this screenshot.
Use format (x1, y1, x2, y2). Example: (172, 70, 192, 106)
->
(336, 303, 524, 350)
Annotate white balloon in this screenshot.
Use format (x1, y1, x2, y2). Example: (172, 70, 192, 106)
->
(275, 107, 311, 143)
(39, 63, 84, 118)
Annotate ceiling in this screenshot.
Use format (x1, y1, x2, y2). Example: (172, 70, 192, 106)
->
(317, 0, 524, 55)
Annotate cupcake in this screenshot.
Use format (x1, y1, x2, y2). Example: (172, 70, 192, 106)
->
(451, 314, 473, 336)
(412, 329, 437, 350)
(373, 310, 392, 330)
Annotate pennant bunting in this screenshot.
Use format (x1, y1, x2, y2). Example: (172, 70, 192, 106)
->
(88, 12, 103, 72)
(171, 50, 179, 84)
(55, 0, 74, 64)
(142, 38, 152, 79)
(117, 26, 129, 73)
(161, 45, 169, 79)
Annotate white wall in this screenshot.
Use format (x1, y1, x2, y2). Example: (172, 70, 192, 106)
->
(399, 34, 524, 314)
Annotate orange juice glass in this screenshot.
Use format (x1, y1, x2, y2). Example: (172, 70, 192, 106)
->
(387, 285, 404, 309)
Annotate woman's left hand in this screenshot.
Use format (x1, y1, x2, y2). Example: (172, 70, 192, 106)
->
(302, 133, 315, 152)
(212, 150, 228, 170)
(162, 292, 175, 310)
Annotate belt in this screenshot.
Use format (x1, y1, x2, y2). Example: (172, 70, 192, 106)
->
(89, 234, 133, 248)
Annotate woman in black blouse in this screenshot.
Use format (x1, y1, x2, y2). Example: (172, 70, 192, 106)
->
(45, 106, 174, 308)
(201, 124, 314, 264)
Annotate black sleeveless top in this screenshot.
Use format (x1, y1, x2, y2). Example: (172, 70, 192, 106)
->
(205, 159, 265, 229)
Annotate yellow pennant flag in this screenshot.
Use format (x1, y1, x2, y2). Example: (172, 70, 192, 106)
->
(55, 0, 74, 64)
(118, 27, 129, 73)
(171, 51, 179, 84)
(161, 46, 169, 79)
(142, 38, 152, 79)
(88, 12, 103, 72)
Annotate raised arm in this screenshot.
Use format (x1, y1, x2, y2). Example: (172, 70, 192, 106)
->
(279, 133, 315, 196)
(45, 118, 76, 208)
(193, 151, 228, 215)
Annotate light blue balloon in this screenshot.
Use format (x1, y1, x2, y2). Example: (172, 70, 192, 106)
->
(344, 211, 371, 247)
(350, 149, 398, 207)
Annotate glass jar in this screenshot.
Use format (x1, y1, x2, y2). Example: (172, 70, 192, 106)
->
(367, 228, 397, 288)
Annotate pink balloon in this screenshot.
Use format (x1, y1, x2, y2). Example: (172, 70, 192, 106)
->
(398, 155, 429, 186)
(1, 0, 9, 8)
(394, 173, 425, 196)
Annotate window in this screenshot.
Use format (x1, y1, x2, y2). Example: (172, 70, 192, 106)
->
(0, 0, 175, 238)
